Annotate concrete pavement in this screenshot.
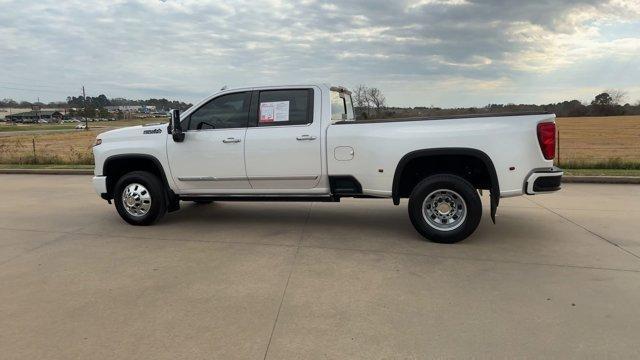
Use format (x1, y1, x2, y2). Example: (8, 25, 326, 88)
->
(1, 175, 639, 359)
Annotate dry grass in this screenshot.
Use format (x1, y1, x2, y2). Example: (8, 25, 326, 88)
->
(555, 115, 640, 166)
(0, 117, 163, 165)
(0, 130, 98, 165)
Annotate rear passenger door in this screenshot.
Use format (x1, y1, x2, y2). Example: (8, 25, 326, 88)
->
(244, 88, 322, 190)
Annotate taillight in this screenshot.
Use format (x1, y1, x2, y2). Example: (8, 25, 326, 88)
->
(537, 122, 556, 160)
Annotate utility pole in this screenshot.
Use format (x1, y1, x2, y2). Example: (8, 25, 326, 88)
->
(82, 85, 88, 130)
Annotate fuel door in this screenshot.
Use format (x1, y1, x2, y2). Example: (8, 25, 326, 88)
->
(334, 146, 354, 161)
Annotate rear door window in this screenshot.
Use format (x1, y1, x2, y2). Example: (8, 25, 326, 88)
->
(330, 90, 355, 121)
(257, 89, 313, 126)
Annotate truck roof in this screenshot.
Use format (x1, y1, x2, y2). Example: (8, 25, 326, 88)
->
(219, 83, 333, 92)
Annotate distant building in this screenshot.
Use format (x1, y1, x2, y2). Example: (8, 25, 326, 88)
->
(140, 105, 156, 113)
(105, 105, 137, 112)
(5, 110, 64, 123)
(0, 108, 31, 120)
(104, 105, 157, 113)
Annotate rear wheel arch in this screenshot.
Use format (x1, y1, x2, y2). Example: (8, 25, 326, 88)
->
(391, 148, 500, 222)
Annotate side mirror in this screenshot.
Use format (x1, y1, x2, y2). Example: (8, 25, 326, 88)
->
(171, 109, 185, 142)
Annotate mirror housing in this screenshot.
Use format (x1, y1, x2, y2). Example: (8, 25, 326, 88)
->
(170, 109, 185, 142)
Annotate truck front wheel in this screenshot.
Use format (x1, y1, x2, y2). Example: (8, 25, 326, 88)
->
(113, 171, 167, 225)
(408, 174, 482, 243)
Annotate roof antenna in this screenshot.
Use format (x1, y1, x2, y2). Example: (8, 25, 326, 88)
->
(220, 85, 228, 91)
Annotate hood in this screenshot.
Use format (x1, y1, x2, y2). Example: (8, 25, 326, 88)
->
(98, 123, 168, 140)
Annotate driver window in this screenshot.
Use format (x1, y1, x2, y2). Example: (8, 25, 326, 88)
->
(188, 92, 251, 130)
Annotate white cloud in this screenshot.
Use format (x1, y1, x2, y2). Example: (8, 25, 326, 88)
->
(0, 0, 638, 106)
(408, 0, 469, 9)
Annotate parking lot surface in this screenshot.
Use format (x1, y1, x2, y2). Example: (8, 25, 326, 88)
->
(1, 174, 639, 359)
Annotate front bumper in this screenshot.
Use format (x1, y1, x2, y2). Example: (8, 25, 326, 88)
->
(92, 176, 107, 196)
(524, 167, 563, 195)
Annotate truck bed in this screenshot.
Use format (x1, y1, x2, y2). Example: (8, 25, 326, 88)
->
(327, 112, 556, 198)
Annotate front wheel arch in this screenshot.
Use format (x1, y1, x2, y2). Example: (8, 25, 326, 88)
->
(102, 154, 172, 199)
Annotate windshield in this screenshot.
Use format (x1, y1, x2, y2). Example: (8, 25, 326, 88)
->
(331, 91, 355, 121)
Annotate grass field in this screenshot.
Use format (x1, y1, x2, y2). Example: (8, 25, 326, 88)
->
(0, 164, 94, 169)
(555, 115, 640, 167)
(0, 115, 639, 170)
(562, 168, 640, 176)
(0, 130, 99, 165)
(0, 124, 76, 132)
(0, 117, 166, 165)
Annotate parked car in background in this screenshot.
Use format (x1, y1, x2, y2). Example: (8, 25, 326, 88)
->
(75, 123, 87, 130)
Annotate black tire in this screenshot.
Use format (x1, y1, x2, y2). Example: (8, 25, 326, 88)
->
(192, 200, 213, 204)
(113, 171, 167, 225)
(408, 174, 482, 244)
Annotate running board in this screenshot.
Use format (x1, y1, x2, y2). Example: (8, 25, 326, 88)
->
(179, 195, 339, 202)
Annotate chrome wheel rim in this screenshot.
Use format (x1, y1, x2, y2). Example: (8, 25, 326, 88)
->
(422, 189, 467, 231)
(122, 183, 152, 217)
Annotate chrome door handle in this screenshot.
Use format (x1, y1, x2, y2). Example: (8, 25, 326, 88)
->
(296, 135, 317, 141)
(222, 138, 241, 143)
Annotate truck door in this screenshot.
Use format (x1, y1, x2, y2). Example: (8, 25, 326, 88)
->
(244, 88, 322, 190)
(166, 91, 252, 192)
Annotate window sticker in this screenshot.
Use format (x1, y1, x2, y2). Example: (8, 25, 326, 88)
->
(260, 101, 290, 123)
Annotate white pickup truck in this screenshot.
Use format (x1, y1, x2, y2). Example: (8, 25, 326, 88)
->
(92, 84, 562, 243)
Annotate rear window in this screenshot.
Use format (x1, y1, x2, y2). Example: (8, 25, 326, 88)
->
(258, 89, 312, 126)
(331, 91, 354, 121)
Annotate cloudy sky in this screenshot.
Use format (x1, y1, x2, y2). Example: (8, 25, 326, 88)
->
(1, 0, 639, 107)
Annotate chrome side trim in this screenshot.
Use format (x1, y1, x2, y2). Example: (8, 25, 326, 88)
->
(178, 176, 246, 181)
(248, 175, 319, 181)
(178, 175, 318, 182)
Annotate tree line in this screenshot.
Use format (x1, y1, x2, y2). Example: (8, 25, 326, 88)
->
(351, 86, 640, 119)
(0, 95, 192, 113)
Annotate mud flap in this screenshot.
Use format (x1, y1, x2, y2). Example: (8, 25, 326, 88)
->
(166, 190, 180, 213)
(490, 190, 499, 224)
(168, 199, 180, 213)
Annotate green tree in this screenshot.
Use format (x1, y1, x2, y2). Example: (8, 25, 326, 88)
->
(94, 94, 110, 108)
(591, 93, 613, 107)
(590, 92, 621, 116)
(98, 108, 109, 118)
(84, 106, 97, 118)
